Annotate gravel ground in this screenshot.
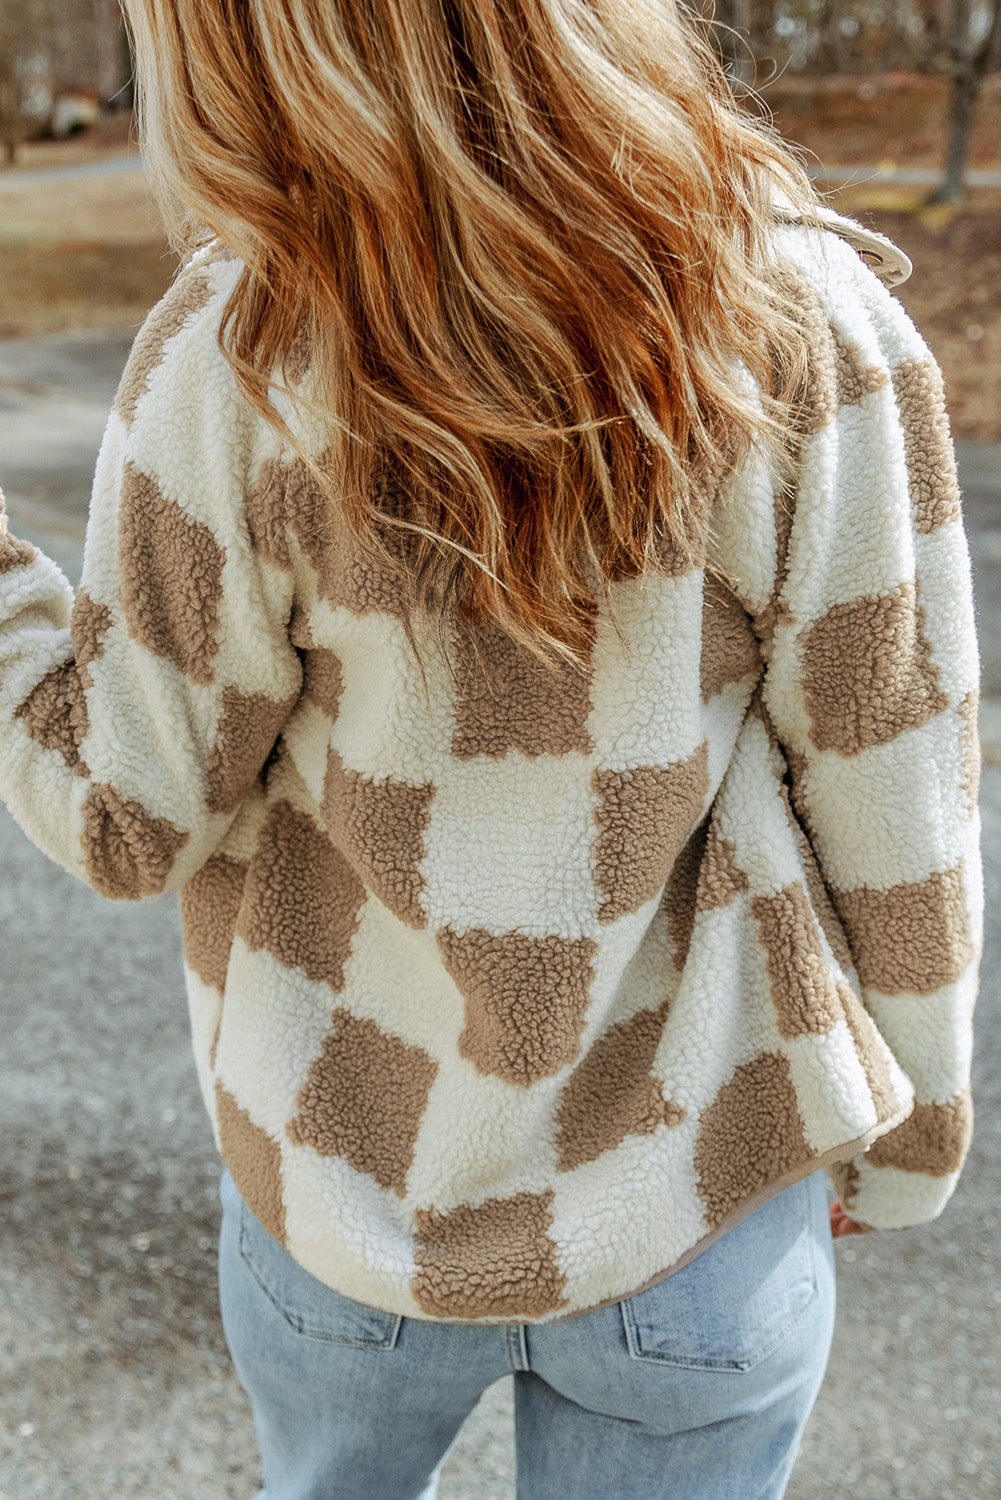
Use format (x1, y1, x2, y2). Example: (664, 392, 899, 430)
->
(1, 334, 999, 1500)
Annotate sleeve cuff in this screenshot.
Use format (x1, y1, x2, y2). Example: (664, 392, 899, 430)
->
(827, 1154, 961, 1231)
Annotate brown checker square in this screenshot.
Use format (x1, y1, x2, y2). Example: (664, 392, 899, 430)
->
(15, 662, 90, 776)
(592, 741, 710, 923)
(700, 570, 762, 702)
(259, 449, 418, 618)
(833, 332, 889, 407)
(287, 1009, 438, 1197)
(799, 581, 949, 757)
(694, 1051, 813, 1230)
(82, 782, 189, 898)
(215, 1080, 287, 1244)
(660, 813, 710, 970)
(237, 799, 367, 990)
(450, 613, 595, 759)
(661, 817, 749, 970)
(891, 359, 963, 535)
(412, 1188, 569, 1319)
(437, 927, 597, 1087)
(205, 685, 299, 815)
(321, 750, 434, 929)
(750, 883, 846, 1039)
(832, 864, 974, 995)
(118, 464, 225, 686)
(71, 590, 113, 688)
(179, 852, 250, 993)
(957, 690, 981, 819)
(288, 612, 344, 719)
(866, 1088, 972, 1176)
(554, 997, 685, 1171)
(0, 535, 37, 574)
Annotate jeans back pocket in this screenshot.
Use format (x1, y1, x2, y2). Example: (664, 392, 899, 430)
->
(233, 1176, 403, 1348)
(620, 1176, 820, 1372)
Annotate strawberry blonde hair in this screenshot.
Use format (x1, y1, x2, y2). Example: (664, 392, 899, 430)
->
(123, 0, 817, 671)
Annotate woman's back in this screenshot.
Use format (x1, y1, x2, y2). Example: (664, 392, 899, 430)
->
(0, 0, 982, 1490)
(1, 207, 978, 1322)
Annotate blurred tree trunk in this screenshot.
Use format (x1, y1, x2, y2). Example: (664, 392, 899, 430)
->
(0, 45, 15, 165)
(713, 0, 755, 83)
(95, 0, 129, 103)
(931, 0, 1001, 202)
(812, 0, 845, 72)
(0, 0, 49, 169)
(0, 60, 26, 168)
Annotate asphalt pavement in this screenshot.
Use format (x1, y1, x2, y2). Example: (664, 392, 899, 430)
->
(1, 332, 999, 1500)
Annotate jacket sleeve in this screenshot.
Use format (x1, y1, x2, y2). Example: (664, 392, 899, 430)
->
(0, 257, 302, 900)
(750, 227, 983, 1230)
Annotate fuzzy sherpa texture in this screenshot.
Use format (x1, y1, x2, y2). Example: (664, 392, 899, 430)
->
(0, 214, 983, 1323)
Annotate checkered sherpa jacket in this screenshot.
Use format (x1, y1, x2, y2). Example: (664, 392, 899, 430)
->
(0, 210, 982, 1323)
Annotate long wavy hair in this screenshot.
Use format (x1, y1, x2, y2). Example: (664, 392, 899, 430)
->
(123, 0, 818, 672)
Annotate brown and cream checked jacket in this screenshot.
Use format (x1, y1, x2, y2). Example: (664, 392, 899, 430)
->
(0, 211, 983, 1322)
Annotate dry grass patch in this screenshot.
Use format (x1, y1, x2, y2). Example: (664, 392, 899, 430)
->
(0, 167, 176, 336)
(0, 240, 178, 338)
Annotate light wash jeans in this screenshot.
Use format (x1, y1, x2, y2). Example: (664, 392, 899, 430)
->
(218, 1165, 836, 1499)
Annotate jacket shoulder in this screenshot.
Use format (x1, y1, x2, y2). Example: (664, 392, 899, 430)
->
(113, 248, 243, 430)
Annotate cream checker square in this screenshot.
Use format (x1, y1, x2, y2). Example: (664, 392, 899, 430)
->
(419, 750, 600, 937)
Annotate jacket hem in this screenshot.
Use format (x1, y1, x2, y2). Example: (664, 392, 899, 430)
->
(535, 1111, 915, 1326)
